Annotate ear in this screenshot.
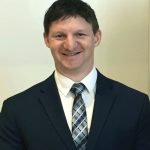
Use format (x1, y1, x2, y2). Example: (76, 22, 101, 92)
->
(43, 33, 50, 48)
(94, 30, 101, 47)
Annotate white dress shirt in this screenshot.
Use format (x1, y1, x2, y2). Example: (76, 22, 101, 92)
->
(54, 67, 97, 132)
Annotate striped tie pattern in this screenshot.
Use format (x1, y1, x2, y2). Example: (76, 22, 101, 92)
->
(70, 83, 88, 150)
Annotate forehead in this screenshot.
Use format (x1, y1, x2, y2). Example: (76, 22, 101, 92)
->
(49, 16, 93, 32)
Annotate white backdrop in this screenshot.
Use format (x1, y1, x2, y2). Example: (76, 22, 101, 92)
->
(0, 0, 149, 110)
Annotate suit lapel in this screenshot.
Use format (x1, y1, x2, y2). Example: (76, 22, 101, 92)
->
(37, 71, 116, 150)
(86, 72, 117, 150)
(38, 73, 76, 150)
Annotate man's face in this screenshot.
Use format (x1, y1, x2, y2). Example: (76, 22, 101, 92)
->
(44, 16, 101, 76)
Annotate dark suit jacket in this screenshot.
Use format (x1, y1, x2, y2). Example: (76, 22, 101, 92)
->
(0, 71, 150, 150)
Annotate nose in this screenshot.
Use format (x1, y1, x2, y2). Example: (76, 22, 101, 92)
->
(63, 35, 77, 51)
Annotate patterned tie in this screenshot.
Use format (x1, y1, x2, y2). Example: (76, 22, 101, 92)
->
(70, 83, 88, 150)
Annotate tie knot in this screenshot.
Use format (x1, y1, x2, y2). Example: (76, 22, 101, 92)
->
(70, 83, 85, 96)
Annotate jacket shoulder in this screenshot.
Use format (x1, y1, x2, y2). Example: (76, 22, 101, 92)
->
(3, 74, 54, 106)
(97, 71, 149, 101)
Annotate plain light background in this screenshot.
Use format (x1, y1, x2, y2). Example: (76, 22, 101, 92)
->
(0, 0, 150, 110)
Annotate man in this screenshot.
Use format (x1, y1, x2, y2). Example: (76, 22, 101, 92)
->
(0, 0, 150, 150)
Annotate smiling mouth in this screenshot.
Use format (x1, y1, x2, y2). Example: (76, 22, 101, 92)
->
(63, 52, 81, 56)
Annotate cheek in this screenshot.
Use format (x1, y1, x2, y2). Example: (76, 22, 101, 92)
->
(86, 43, 95, 57)
(84, 41, 95, 52)
(49, 41, 63, 51)
(50, 46, 62, 60)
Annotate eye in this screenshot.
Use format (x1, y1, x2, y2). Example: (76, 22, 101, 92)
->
(55, 34, 63, 38)
(77, 33, 87, 37)
(54, 33, 65, 40)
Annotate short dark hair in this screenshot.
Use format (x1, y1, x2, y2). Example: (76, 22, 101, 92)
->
(43, 0, 99, 35)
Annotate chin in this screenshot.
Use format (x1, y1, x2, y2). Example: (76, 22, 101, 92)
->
(63, 65, 80, 72)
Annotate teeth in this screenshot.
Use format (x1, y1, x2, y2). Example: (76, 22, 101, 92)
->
(64, 52, 80, 56)
(65, 52, 79, 56)
(70, 53, 75, 56)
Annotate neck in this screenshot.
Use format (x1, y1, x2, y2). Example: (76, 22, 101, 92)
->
(56, 67, 93, 82)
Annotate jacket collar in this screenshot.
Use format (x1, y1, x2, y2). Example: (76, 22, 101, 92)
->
(38, 72, 76, 150)
(38, 71, 116, 150)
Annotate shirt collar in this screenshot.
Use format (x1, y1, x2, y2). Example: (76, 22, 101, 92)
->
(55, 71, 74, 97)
(54, 67, 97, 96)
(81, 67, 97, 93)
